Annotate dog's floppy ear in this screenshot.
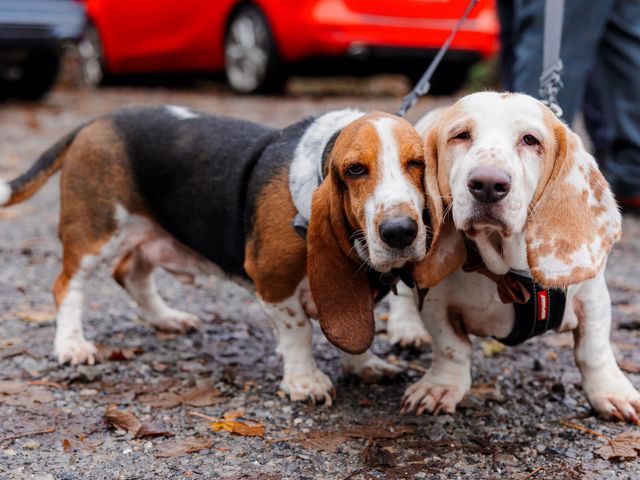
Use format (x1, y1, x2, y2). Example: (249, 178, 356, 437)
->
(525, 118, 621, 287)
(411, 122, 467, 289)
(307, 177, 374, 354)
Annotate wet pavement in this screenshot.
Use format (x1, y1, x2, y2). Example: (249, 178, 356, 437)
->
(1, 83, 640, 479)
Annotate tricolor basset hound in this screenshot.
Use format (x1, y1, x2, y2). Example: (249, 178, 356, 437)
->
(390, 92, 640, 422)
(0, 106, 453, 403)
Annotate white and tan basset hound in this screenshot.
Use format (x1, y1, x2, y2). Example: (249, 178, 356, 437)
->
(0, 107, 455, 404)
(389, 92, 640, 423)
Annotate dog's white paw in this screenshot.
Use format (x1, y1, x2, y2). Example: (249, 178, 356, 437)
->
(54, 335, 98, 365)
(149, 309, 203, 333)
(387, 319, 431, 349)
(280, 369, 335, 405)
(585, 374, 640, 423)
(401, 375, 468, 415)
(342, 353, 402, 384)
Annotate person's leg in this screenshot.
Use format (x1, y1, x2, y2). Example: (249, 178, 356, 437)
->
(497, 0, 516, 90)
(595, 0, 640, 200)
(511, 0, 614, 125)
(582, 71, 613, 162)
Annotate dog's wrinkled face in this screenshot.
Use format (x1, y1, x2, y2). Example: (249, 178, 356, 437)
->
(438, 93, 547, 241)
(332, 113, 426, 272)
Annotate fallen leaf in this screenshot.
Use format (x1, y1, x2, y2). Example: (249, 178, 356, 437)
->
(345, 423, 414, 440)
(104, 405, 141, 435)
(0, 381, 27, 395)
(619, 359, 640, 374)
(138, 392, 182, 409)
(468, 383, 506, 403)
(138, 383, 225, 409)
(13, 305, 55, 324)
(1, 387, 54, 407)
(292, 431, 347, 453)
(155, 437, 213, 457)
(597, 441, 638, 460)
(210, 412, 264, 437)
(136, 419, 173, 438)
(480, 339, 506, 357)
(180, 385, 225, 407)
(62, 439, 72, 453)
(103, 405, 171, 438)
(542, 333, 573, 349)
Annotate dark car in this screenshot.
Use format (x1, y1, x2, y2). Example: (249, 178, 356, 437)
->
(0, 0, 86, 100)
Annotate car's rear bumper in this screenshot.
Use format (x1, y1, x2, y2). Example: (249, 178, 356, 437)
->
(275, 2, 499, 63)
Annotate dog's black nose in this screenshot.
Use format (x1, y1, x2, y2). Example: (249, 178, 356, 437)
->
(379, 217, 418, 249)
(467, 166, 511, 203)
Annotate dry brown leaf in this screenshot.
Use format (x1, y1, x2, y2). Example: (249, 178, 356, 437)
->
(210, 412, 264, 437)
(138, 384, 224, 409)
(138, 392, 183, 409)
(542, 333, 574, 349)
(292, 431, 348, 452)
(104, 405, 172, 438)
(136, 419, 173, 438)
(597, 441, 638, 460)
(345, 424, 414, 440)
(619, 359, 640, 374)
(13, 305, 56, 324)
(1, 387, 54, 407)
(155, 437, 213, 457)
(480, 339, 506, 357)
(181, 385, 224, 407)
(468, 383, 506, 403)
(0, 381, 27, 395)
(104, 405, 141, 435)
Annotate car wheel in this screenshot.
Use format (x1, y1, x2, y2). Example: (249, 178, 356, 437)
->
(77, 23, 104, 88)
(224, 5, 285, 94)
(8, 50, 60, 100)
(409, 61, 472, 96)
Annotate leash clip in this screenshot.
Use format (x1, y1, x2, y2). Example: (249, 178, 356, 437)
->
(539, 59, 564, 118)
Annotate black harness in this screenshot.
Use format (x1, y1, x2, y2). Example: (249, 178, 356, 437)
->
(463, 240, 567, 346)
(495, 271, 567, 346)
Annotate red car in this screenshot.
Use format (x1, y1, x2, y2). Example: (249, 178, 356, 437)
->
(79, 0, 499, 94)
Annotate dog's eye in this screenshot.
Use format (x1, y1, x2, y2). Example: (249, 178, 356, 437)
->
(451, 130, 471, 141)
(522, 134, 540, 146)
(407, 159, 425, 170)
(346, 164, 367, 177)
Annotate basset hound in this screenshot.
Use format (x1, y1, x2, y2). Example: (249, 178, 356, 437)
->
(0, 106, 453, 403)
(389, 92, 640, 422)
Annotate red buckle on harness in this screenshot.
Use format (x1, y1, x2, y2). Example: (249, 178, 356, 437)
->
(537, 290, 548, 321)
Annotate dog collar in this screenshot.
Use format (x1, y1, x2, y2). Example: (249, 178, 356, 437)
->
(462, 240, 566, 346)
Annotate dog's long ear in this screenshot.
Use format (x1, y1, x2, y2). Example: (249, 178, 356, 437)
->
(525, 118, 621, 287)
(307, 178, 374, 354)
(411, 123, 467, 289)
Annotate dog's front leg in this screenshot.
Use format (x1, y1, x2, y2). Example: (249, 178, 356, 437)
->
(259, 294, 334, 405)
(573, 272, 640, 422)
(402, 298, 472, 414)
(387, 282, 431, 349)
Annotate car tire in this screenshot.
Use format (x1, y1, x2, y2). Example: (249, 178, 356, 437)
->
(224, 4, 285, 94)
(409, 61, 472, 96)
(8, 50, 60, 100)
(77, 23, 105, 88)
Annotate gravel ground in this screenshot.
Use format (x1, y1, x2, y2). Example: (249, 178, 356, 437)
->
(1, 83, 640, 480)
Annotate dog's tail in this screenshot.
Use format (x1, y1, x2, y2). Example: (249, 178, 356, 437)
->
(0, 124, 87, 207)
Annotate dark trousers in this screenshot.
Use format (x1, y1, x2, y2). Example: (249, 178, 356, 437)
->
(498, 0, 640, 197)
